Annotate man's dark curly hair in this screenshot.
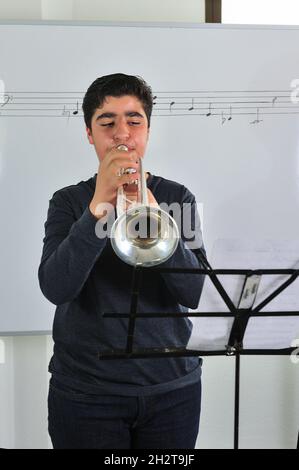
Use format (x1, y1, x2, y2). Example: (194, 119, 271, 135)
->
(82, 73, 153, 130)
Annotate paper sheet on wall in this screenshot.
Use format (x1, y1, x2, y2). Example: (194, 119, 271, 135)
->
(186, 239, 299, 351)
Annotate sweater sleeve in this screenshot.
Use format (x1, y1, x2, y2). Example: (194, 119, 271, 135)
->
(38, 190, 107, 306)
(160, 188, 206, 309)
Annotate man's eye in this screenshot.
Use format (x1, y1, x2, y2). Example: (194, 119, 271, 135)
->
(129, 122, 140, 125)
(101, 123, 114, 127)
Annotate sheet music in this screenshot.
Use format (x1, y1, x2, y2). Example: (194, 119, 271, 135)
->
(187, 239, 299, 350)
(244, 316, 299, 349)
(0, 90, 298, 125)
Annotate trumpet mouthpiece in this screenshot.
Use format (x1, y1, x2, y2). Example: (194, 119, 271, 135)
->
(117, 144, 129, 151)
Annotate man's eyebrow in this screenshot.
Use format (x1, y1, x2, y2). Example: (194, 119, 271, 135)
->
(126, 112, 144, 118)
(95, 111, 144, 121)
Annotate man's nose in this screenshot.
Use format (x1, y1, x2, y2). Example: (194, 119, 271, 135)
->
(113, 121, 130, 141)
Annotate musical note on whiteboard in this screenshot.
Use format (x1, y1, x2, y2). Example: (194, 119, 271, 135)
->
(272, 96, 277, 106)
(228, 106, 232, 121)
(169, 101, 175, 112)
(72, 101, 79, 115)
(188, 98, 194, 111)
(62, 105, 70, 118)
(206, 102, 212, 117)
(250, 108, 263, 124)
(221, 111, 226, 125)
(0, 94, 13, 107)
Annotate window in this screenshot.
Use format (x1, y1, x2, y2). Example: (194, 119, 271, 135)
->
(222, 0, 299, 25)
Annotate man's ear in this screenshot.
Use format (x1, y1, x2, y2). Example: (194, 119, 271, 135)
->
(86, 126, 94, 145)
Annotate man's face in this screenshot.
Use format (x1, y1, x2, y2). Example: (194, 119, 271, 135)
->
(86, 95, 150, 161)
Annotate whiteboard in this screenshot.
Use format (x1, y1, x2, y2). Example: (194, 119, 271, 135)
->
(1, 22, 299, 333)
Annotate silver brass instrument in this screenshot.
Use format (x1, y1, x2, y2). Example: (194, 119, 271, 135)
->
(110, 145, 179, 267)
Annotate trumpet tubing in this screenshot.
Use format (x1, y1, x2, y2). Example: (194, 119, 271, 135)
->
(110, 145, 179, 267)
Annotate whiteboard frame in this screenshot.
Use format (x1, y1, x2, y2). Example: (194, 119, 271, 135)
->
(1, 19, 299, 30)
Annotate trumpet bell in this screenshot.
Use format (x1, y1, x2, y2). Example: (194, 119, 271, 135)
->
(110, 204, 179, 267)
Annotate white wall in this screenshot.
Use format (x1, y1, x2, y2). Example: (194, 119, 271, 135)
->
(0, 0, 42, 20)
(13, 336, 50, 449)
(0, 0, 205, 22)
(0, 336, 51, 449)
(0, 338, 14, 448)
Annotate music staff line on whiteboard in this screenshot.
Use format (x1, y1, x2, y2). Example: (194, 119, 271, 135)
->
(3, 111, 299, 117)
(1, 90, 298, 123)
(0, 90, 294, 101)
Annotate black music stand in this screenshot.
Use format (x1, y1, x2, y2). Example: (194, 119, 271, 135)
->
(100, 250, 299, 449)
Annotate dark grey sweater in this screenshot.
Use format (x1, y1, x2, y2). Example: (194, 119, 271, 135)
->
(38, 173, 205, 396)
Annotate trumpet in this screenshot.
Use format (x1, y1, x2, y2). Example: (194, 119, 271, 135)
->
(110, 145, 179, 267)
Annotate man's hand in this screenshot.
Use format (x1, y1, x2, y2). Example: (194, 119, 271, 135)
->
(89, 146, 139, 219)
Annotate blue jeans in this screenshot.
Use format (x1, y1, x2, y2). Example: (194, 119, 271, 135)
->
(48, 379, 201, 449)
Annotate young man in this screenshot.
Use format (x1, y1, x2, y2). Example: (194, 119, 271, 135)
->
(38, 73, 205, 449)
